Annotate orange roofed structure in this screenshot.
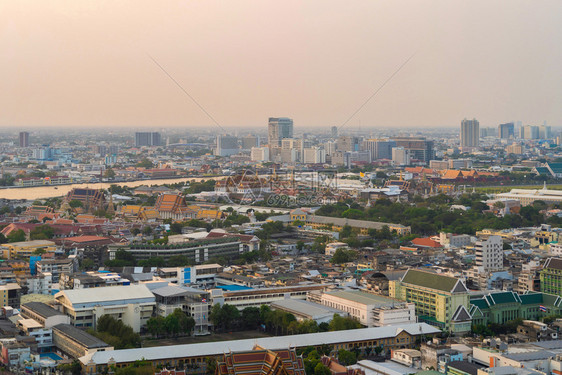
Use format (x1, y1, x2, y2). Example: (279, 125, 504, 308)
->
(216, 345, 305, 375)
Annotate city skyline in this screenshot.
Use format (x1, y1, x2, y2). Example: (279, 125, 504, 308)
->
(1, 0, 561, 129)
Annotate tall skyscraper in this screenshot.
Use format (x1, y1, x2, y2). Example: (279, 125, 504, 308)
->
(460, 118, 480, 149)
(392, 137, 434, 163)
(362, 139, 396, 160)
(135, 132, 161, 147)
(268, 117, 293, 147)
(498, 122, 515, 139)
(331, 126, 338, 138)
(19, 132, 29, 147)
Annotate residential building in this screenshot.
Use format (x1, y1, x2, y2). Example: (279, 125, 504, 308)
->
(19, 131, 29, 147)
(250, 146, 270, 162)
(0, 283, 22, 308)
(460, 118, 480, 149)
(0, 240, 57, 259)
(37, 258, 77, 283)
(337, 136, 360, 152)
(475, 235, 503, 272)
(439, 233, 471, 248)
(135, 132, 161, 147)
(389, 269, 471, 333)
(54, 284, 156, 332)
(498, 122, 515, 139)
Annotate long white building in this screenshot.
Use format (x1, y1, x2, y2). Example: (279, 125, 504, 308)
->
(319, 290, 416, 327)
(54, 285, 156, 333)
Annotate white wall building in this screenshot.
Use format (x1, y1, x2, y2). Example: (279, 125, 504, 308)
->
(250, 147, 270, 162)
(54, 285, 156, 333)
(320, 290, 416, 327)
(392, 147, 411, 166)
(439, 233, 472, 248)
(475, 235, 503, 271)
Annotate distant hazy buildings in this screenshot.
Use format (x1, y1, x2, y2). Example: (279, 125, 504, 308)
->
(521, 125, 539, 140)
(19, 132, 29, 148)
(135, 132, 161, 147)
(392, 137, 434, 163)
(268, 117, 293, 147)
(331, 126, 338, 138)
(250, 147, 270, 162)
(392, 147, 410, 166)
(337, 136, 360, 152)
(460, 118, 479, 149)
(241, 135, 259, 150)
(362, 139, 396, 160)
(498, 122, 515, 139)
(215, 134, 239, 157)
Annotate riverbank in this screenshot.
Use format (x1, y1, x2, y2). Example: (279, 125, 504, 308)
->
(0, 176, 222, 201)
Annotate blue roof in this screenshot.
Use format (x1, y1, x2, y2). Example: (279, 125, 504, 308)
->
(216, 285, 253, 291)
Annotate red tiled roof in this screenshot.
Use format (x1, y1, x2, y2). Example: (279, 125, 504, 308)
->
(411, 237, 442, 248)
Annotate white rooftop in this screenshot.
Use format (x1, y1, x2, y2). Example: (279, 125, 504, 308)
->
(80, 323, 440, 365)
(56, 284, 154, 305)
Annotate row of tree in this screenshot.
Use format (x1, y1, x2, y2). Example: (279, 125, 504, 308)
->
(89, 315, 141, 349)
(209, 304, 362, 335)
(146, 308, 196, 338)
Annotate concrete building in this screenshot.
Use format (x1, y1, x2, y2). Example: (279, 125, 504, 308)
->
(470, 291, 562, 326)
(21, 302, 71, 328)
(79, 323, 440, 374)
(392, 137, 434, 163)
(54, 284, 156, 332)
(460, 118, 480, 149)
(496, 187, 562, 206)
(475, 235, 503, 272)
(0, 240, 57, 259)
(498, 122, 515, 139)
(53, 324, 112, 359)
(362, 139, 396, 160)
(37, 258, 77, 283)
(152, 285, 211, 335)
(250, 146, 270, 162)
(392, 147, 411, 166)
(19, 131, 29, 147)
(0, 283, 21, 308)
(215, 134, 239, 157)
(268, 117, 293, 147)
(271, 299, 347, 324)
(439, 233, 472, 248)
(389, 269, 471, 333)
(320, 290, 416, 327)
(135, 132, 161, 147)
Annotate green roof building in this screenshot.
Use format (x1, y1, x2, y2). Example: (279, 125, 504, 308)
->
(389, 269, 471, 333)
(469, 291, 562, 326)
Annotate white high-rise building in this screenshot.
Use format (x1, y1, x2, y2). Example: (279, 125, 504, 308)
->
(475, 235, 503, 271)
(303, 147, 326, 164)
(215, 135, 239, 157)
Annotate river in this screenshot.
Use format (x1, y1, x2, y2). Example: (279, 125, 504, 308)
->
(0, 177, 220, 201)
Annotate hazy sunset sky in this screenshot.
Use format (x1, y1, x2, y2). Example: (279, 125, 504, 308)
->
(1, 0, 561, 129)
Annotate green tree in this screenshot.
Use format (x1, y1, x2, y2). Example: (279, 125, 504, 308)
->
(337, 349, 357, 366)
(146, 316, 166, 338)
(30, 225, 54, 240)
(68, 200, 83, 208)
(104, 168, 116, 179)
(136, 158, 154, 168)
(314, 363, 332, 375)
(7, 229, 26, 243)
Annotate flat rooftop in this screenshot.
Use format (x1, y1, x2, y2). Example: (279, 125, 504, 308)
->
(325, 290, 401, 306)
(271, 299, 345, 319)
